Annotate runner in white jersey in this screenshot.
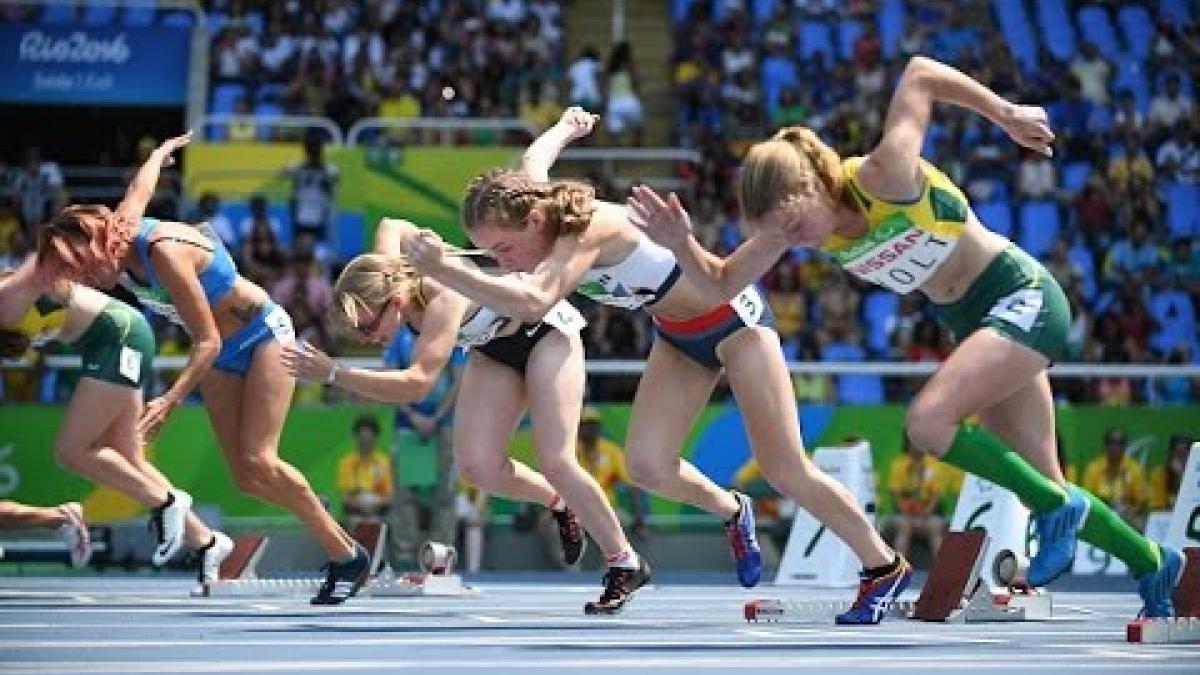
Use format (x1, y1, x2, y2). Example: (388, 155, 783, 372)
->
(282, 217, 649, 614)
(402, 108, 909, 623)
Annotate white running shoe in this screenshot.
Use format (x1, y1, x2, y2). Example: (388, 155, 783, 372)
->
(199, 531, 234, 584)
(150, 489, 192, 566)
(57, 502, 92, 568)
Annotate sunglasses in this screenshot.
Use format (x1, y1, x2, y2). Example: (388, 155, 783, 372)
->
(356, 297, 393, 337)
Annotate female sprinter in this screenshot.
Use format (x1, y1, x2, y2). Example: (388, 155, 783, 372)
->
(35, 132, 367, 605)
(281, 217, 649, 614)
(405, 109, 909, 624)
(1, 259, 232, 582)
(634, 56, 1182, 618)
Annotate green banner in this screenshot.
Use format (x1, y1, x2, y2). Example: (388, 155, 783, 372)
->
(2, 404, 1195, 521)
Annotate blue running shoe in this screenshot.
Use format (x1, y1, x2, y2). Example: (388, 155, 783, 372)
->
(724, 491, 762, 588)
(1137, 545, 1184, 618)
(835, 556, 914, 625)
(1028, 485, 1090, 587)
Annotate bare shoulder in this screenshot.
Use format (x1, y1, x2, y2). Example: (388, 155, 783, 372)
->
(856, 152, 925, 202)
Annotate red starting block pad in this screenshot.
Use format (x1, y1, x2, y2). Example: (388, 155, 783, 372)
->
(744, 530, 1051, 624)
(198, 524, 475, 599)
(1126, 546, 1200, 643)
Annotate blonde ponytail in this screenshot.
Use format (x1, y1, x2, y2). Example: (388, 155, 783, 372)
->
(739, 127, 850, 220)
(329, 253, 421, 338)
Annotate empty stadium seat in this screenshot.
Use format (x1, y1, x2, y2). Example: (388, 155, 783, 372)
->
(209, 83, 247, 115)
(1018, 200, 1061, 260)
(838, 20, 864, 61)
(877, 0, 905, 60)
(992, 0, 1039, 72)
(1160, 0, 1193, 29)
(1077, 5, 1121, 61)
(1117, 5, 1154, 60)
(974, 201, 1014, 239)
(1061, 162, 1093, 195)
(1036, 0, 1076, 61)
(1162, 181, 1199, 241)
(798, 20, 835, 64)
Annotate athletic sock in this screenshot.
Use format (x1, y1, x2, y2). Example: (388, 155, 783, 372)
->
(940, 425, 1067, 514)
(1075, 488, 1161, 577)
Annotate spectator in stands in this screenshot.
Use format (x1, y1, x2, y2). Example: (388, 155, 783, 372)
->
(769, 86, 812, 131)
(767, 261, 808, 344)
(286, 130, 338, 257)
(238, 193, 282, 242)
(0, 201, 26, 267)
(487, 0, 527, 26)
(1113, 89, 1146, 136)
(905, 318, 951, 363)
(189, 191, 236, 249)
(259, 19, 299, 84)
(815, 265, 860, 337)
(791, 341, 831, 404)
(886, 435, 950, 565)
(1148, 269, 1196, 356)
(519, 79, 561, 133)
(238, 213, 288, 288)
(228, 96, 259, 142)
(1148, 74, 1195, 135)
(271, 249, 334, 349)
(566, 44, 603, 113)
(1050, 78, 1098, 158)
(1107, 133, 1157, 200)
(1167, 237, 1200, 293)
(604, 41, 644, 147)
(1154, 345, 1196, 404)
(337, 414, 394, 523)
(898, 15, 929, 59)
(1150, 434, 1194, 511)
(576, 406, 647, 537)
(1082, 428, 1149, 529)
(1104, 222, 1165, 287)
(931, 7, 979, 65)
(1016, 148, 1058, 201)
(1071, 42, 1112, 106)
(1074, 175, 1116, 249)
(13, 147, 64, 237)
(1155, 120, 1198, 184)
(1064, 285, 1092, 363)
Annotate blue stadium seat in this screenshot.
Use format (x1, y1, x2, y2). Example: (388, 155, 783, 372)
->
(1077, 5, 1122, 61)
(335, 213, 366, 261)
(1162, 181, 1199, 241)
(122, 5, 157, 27)
(752, 0, 779, 27)
(268, 204, 293, 247)
(83, 1, 118, 25)
(838, 20, 864, 61)
(862, 290, 899, 357)
(974, 201, 1014, 238)
(41, 3, 76, 24)
(209, 83, 246, 114)
(254, 102, 283, 142)
(256, 83, 287, 104)
(760, 55, 798, 111)
(1068, 241, 1097, 301)
(672, 0, 695, 24)
(1036, 0, 1076, 61)
(992, 0, 1039, 72)
(1117, 5, 1154, 60)
(1157, 70, 1195, 98)
(798, 20, 834, 64)
(877, 0, 905, 60)
(1160, 0, 1192, 29)
(219, 203, 251, 241)
(1017, 200, 1061, 260)
(1062, 162, 1093, 194)
(1112, 56, 1150, 112)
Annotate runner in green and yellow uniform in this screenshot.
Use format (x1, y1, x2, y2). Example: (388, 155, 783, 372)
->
(629, 55, 1182, 619)
(1, 258, 231, 581)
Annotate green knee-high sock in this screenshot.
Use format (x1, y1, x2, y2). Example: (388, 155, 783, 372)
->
(1075, 489, 1161, 577)
(940, 425, 1067, 513)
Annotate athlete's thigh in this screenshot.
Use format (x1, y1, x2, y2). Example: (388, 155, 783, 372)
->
(977, 371, 1064, 482)
(719, 326, 804, 458)
(452, 352, 529, 465)
(524, 330, 586, 463)
(200, 369, 246, 464)
(626, 337, 719, 459)
(914, 328, 1050, 423)
(57, 377, 138, 453)
(239, 339, 296, 460)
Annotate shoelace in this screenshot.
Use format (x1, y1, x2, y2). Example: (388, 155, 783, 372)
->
(555, 510, 580, 543)
(724, 520, 748, 559)
(599, 568, 634, 604)
(148, 506, 165, 545)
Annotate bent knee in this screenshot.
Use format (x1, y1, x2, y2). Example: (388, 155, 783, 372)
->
(904, 401, 957, 456)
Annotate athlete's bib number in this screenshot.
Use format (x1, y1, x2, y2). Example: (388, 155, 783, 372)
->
(988, 288, 1043, 332)
(542, 301, 587, 335)
(730, 287, 765, 327)
(119, 346, 142, 384)
(264, 305, 295, 344)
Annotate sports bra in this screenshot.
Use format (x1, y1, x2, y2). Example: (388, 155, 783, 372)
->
(575, 228, 681, 310)
(6, 296, 67, 347)
(121, 217, 238, 324)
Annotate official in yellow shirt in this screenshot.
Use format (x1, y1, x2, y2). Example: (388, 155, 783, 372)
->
(576, 407, 646, 532)
(887, 439, 951, 560)
(1082, 428, 1148, 526)
(1148, 434, 1193, 511)
(337, 415, 394, 520)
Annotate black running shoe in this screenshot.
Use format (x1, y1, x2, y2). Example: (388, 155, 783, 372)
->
(310, 544, 371, 605)
(552, 507, 586, 566)
(584, 557, 652, 615)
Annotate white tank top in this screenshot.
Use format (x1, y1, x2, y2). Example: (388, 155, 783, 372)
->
(576, 232, 680, 310)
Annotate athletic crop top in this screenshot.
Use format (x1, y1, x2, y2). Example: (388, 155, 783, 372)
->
(822, 157, 970, 294)
(7, 297, 67, 347)
(121, 217, 238, 324)
(575, 229, 681, 310)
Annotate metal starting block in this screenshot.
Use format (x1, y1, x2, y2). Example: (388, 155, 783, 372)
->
(744, 530, 1052, 624)
(198, 522, 474, 599)
(1126, 546, 1200, 644)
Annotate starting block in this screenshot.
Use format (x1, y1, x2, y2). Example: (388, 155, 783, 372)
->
(1126, 547, 1200, 643)
(745, 530, 1051, 624)
(199, 523, 474, 599)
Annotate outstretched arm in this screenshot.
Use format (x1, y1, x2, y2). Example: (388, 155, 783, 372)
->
(406, 229, 597, 323)
(627, 186, 789, 305)
(115, 131, 193, 223)
(522, 107, 598, 181)
(863, 56, 1054, 199)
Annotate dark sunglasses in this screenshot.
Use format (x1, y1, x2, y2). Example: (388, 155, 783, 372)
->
(356, 297, 393, 337)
